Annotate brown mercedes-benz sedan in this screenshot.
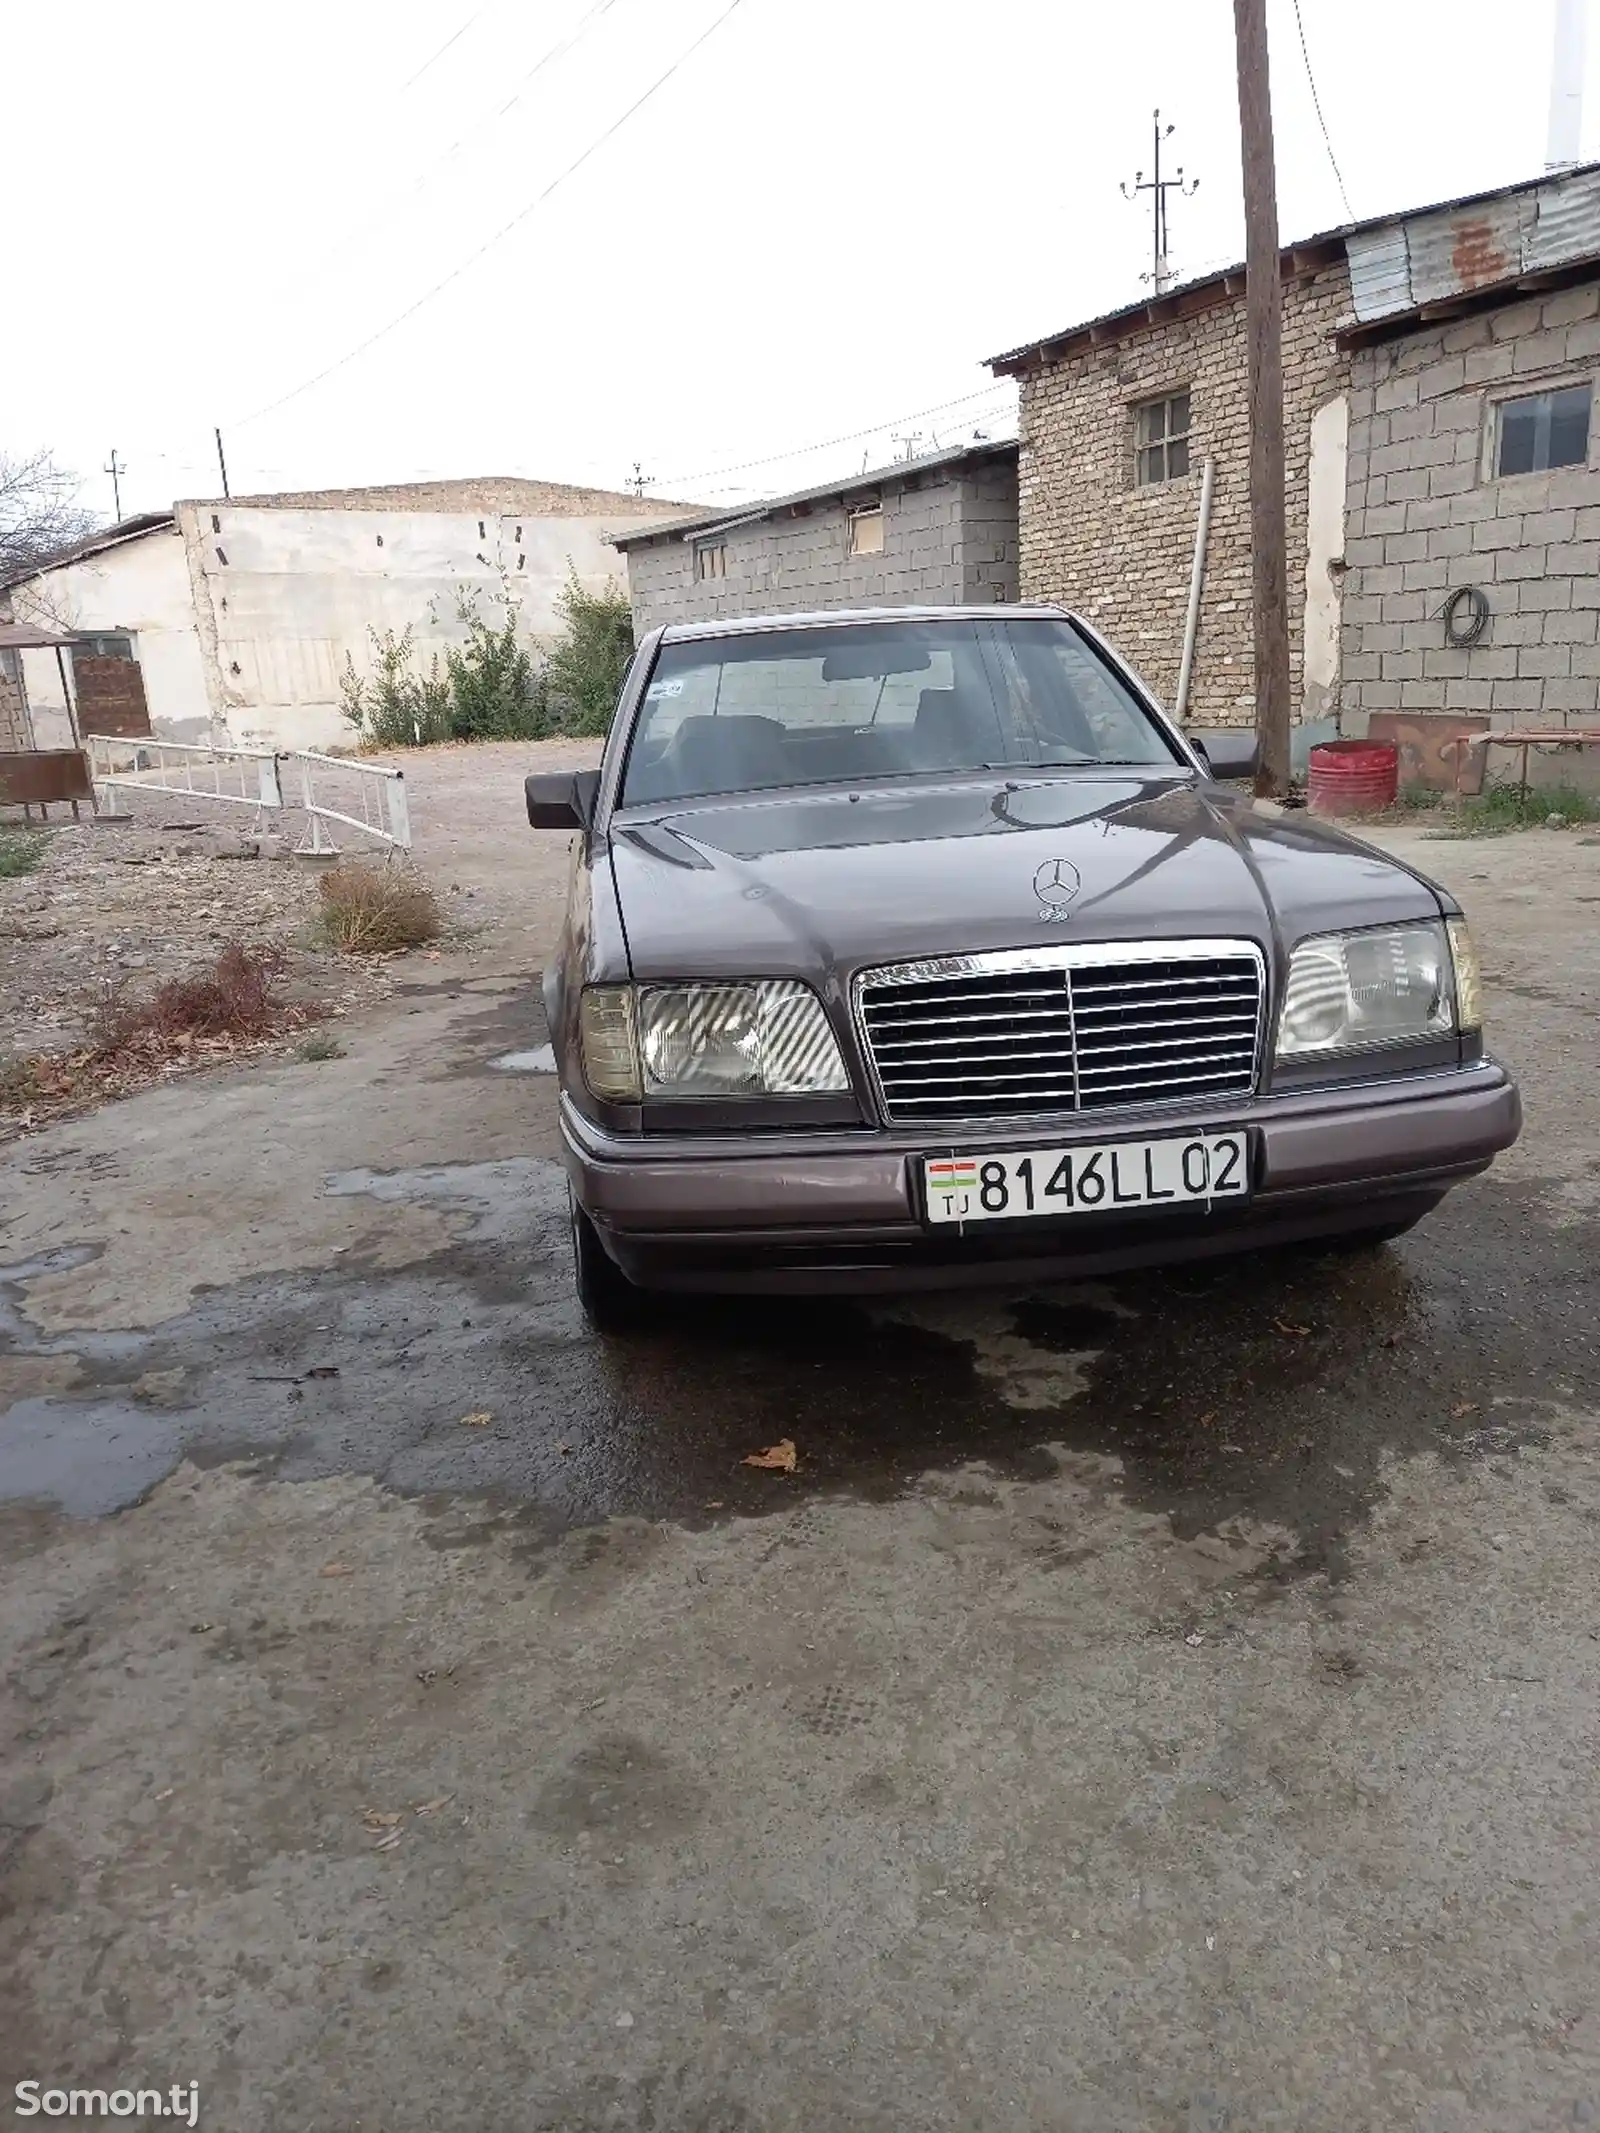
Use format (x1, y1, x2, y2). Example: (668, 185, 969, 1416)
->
(526, 606, 1520, 1325)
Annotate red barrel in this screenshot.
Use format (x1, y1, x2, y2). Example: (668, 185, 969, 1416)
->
(1307, 739, 1399, 817)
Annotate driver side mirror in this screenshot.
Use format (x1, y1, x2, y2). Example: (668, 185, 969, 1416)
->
(1190, 729, 1260, 781)
(525, 768, 599, 830)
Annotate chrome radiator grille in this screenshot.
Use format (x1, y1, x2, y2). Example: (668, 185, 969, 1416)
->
(856, 943, 1264, 1123)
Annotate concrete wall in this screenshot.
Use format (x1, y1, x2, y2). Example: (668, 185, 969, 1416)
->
(177, 503, 635, 752)
(10, 503, 648, 753)
(621, 456, 1019, 635)
(1339, 280, 1600, 744)
(11, 527, 208, 750)
(1011, 262, 1352, 721)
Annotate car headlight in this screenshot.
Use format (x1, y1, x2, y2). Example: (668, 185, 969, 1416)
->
(580, 981, 849, 1100)
(1276, 921, 1462, 1060)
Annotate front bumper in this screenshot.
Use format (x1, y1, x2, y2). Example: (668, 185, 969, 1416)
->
(560, 1060, 1522, 1293)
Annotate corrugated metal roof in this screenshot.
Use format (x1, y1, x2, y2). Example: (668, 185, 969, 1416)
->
(1345, 223, 1413, 321)
(1528, 165, 1600, 270)
(991, 161, 1600, 368)
(0, 512, 175, 592)
(608, 439, 1018, 550)
(1347, 165, 1600, 324)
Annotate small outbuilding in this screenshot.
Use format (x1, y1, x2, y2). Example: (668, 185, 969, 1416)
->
(610, 441, 1019, 635)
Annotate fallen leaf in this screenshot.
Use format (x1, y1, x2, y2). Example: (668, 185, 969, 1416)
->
(413, 1795, 454, 1815)
(361, 1809, 402, 1829)
(1451, 1401, 1479, 1418)
(705, 1500, 724, 1509)
(1197, 1410, 1218, 1427)
(373, 1829, 402, 1852)
(460, 1411, 493, 1427)
(1273, 1319, 1312, 1338)
(320, 1562, 354, 1578)
(743, 1439, 797, 1473)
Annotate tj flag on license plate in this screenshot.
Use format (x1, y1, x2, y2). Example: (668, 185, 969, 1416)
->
(926, 1159, 979, 1196)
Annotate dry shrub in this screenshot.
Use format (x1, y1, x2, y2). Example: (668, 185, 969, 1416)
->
(2, 942, 309, 1136)
(316, 862, 441, 954)
(91, 942, 303, 1059)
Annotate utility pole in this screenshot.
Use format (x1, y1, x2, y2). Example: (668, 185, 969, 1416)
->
(1122, 110, 1199, 294)
(629, 459, 653, 498)
(104, 448, 126, 521)
(1233, 0, 1292, 800)
(214, 427, 232, 499)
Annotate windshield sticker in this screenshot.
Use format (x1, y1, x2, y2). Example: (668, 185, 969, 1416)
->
(647, 678, 685, 698)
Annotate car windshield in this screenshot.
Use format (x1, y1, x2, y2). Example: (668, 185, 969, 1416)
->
(618, 617, 1183, 807)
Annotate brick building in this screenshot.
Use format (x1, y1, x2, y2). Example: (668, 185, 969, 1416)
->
(990, 255, 1351, 727)
(988, 163, 1600, 755)
(611, 443, 1018, 635)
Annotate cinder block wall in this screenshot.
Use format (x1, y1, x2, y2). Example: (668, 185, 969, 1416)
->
(1340, 282, 1600, 732)
(1013, 263, 1352, 720)
(622, 456, 1018, 634)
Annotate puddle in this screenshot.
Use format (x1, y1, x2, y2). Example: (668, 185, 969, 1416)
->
(0, 1161, 1590, 1573)
(491, 1046, 557, 1074)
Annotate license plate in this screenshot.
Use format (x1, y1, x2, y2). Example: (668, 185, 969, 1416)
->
(921, 1131, 1249, 1226)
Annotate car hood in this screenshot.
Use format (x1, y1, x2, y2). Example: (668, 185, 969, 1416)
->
(608, 773, 1442, 983)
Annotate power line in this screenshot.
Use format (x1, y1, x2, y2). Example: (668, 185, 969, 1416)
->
(660, 385, 1017, 488)
(236, 0, 748, 429)
(282, 0, 624, 304)
(1290, 0, 1354, 222)
(403, 2, 497, 88)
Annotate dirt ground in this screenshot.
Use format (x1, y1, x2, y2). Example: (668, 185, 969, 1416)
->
(3, 757, 1600, 2131)
(0, 740, 599, 1109)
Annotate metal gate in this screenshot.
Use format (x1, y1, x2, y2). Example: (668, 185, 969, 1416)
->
(85, 735, 413, 851)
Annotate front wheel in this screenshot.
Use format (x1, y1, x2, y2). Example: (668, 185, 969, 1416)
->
(570, 1192, 649, 1331)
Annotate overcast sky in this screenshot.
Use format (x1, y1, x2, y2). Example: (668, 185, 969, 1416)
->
(6, 0, 1592, 522)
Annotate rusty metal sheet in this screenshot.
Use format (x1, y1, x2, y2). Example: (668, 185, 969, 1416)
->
(1348, 169, 1600, 324)
(1407, 193, 1532, 311)
(0, 748, 94, 810)
(1365, 713, 1489, 796)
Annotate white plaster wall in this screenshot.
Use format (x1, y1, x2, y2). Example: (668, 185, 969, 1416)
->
(11, 506, 634, 755)
(10, 528, 209, 748)
(1302, 394, 1350, 723)
(192, 506, 630, 751)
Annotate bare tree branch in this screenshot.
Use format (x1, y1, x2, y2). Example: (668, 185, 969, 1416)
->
(0, 451, 100, 582)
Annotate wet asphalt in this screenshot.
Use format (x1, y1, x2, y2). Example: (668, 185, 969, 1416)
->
(3, 1129, 1595, 1582)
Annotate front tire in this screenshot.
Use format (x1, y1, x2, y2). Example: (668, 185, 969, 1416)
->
(570, 1191, 648, 1331)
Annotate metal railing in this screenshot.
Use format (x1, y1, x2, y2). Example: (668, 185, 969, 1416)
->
(87, 734, 284, 821)
(85, 735, 412, 851)
(288, 749, 411, 853)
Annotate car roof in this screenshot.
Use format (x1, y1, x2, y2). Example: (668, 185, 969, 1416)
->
(658, 604, 1076, 644)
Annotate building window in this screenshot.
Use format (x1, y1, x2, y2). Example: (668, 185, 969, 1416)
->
(1133, 391, 1192, 485)
(694, 542, 727, 582)
(847, 505, 885, 557)
(1496, 382, 1592, 477)
(71, 633, 136, 663)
